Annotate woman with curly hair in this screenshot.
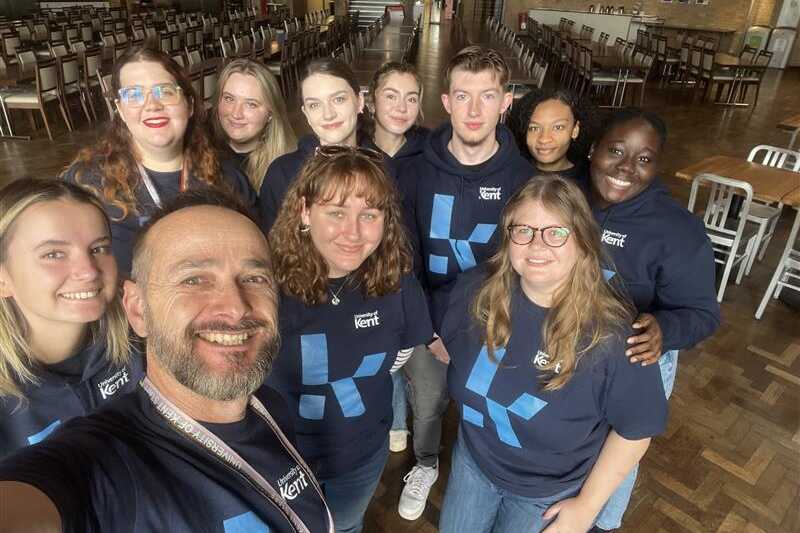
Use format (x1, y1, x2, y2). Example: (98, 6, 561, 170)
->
(266, 147, 432, 533)
(63, 47, 256, 276)
(438, 176, 668, 533)
(210, 58, 297, 190)
(507, 88, 597, 181)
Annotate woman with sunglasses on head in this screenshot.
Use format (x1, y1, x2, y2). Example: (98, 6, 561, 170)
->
(267, 148, 433, 533)
(507, 88, 597, 181)
(258, 58, 367, 232)
(63, 47, 257, 276)
(438, 176, 668, 533)
(586, 108, 719, 533)
(363, 61, 429, 453)
(0, 179, 142, 459)
(210, 58, 297, 191)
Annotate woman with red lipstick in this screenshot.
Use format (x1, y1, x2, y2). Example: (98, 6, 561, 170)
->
(210, 59, 297, 190)
(0, 178, 143, 459)
(266, 148, 433, 533)
(586, 108, 719, 532)
(258, 58, 369, 232)
(508, 88, 597, 181)
(63, 48, 256, 276)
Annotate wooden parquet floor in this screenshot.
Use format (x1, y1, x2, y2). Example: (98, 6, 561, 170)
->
(0, 13, 798, 533)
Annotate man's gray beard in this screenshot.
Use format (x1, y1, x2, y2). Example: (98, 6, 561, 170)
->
(144, 308, 280, 402)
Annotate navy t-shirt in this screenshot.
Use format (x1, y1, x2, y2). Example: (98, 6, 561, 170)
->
(0, 385, 331, 533)
(63, 159, 258, 276)
(441, 269, 668, 498)
(0, 339, 145, 459)
(267, 273, 433, 479)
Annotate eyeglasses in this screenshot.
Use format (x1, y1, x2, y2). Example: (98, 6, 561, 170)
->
(117, 83, 183, 107)
(507, 225, 571, 247)
(314, 145, 384, 162)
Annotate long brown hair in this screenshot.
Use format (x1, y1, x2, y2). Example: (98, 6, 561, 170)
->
(0, 179, 130, 401)
(268, 148, 412, 306)
(66, 47, 224, 220)
(211, 59, 297, 190)
(472, 176, 633, 391)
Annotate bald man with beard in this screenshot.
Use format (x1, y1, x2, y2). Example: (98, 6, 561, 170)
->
(0, 189, 333, 533)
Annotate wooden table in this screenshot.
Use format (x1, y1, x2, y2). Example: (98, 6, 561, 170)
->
(674, 155, 800, 203)
(777, 114, 800, 150)
(710, 53, 766, 107)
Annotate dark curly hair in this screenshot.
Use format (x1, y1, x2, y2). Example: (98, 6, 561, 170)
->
(594, 107, 667, 148)
(507, 88, 600, 167)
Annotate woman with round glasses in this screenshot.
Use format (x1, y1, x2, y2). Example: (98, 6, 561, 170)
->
(587, 109, 719, 532)
(267, 147, 432, 533)
(258, 58, 367, 232)
(210, 59, 297, 191)
(0, 179, 142, 459)
(438, 176, 668, 533)
(63, 47, 256, 276)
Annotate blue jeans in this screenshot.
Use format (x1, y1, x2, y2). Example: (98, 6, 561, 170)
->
(391, 371, 408, 431)
(440, 433, 581, 533)
(594, 350, 679, 530)
(319, 437, 389, 533)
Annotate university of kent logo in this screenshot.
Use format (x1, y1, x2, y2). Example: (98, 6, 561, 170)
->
(428, 193, 496, 274)
(98, 368, 130, 400)
(462, 346, 548, 448)
(278, 465, 309, 501)
(479, 187, 501, 200)
(601, 229, 627, 248)
(532, 350, 562, 374)
(354, 310, 380, 329)
(299, 333, 386, 419)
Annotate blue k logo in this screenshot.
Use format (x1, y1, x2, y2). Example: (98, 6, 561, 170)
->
(463, 346, 548, 448)
(299, 333, 386, 420)
(428, 194, 496, 274)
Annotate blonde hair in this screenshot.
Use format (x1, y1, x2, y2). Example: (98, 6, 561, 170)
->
(0, 179, 131, 401)
(269, 148, 412, 306)
(472, 176, 633, 391)
(212, 59, 297, 190)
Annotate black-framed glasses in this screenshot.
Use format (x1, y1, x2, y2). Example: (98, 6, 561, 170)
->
(117, 83, 183, 108)
(314, 145, 384, 162)
(507, 224, 571, 247)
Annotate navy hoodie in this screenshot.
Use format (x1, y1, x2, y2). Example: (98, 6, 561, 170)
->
(258, 134, 320, 232)
(364, 126, 430, 179)
(396, 123, 535, 330)
(0, 385, 332, 532)
(0, 340, 145, 459)
(590, 178, 720, 352)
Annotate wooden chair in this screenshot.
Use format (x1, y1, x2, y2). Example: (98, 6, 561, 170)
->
(4, 58, 71, 139)
(58, 52, 91, 129)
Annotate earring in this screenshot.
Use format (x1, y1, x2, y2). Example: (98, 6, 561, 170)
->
(299, 223, 311, 233)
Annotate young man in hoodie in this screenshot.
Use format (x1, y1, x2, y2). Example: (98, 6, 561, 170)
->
(394, 45, 535, 521)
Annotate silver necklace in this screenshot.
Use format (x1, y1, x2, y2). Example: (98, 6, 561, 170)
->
(329, 277, 349, 306)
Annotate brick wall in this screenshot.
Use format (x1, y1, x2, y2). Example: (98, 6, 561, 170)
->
(501, 0, 781, 51)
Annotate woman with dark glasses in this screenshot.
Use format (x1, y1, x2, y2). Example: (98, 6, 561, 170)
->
(266, 147, 432, 533)
(63, 47, 256, 276)
(258, 58, 369, 232)
(438, 176, 667, 533)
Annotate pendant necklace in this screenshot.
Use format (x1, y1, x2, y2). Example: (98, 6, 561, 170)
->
(329, 276, 349, 306)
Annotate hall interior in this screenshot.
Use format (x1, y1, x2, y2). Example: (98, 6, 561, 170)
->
(0, 1, 798, 531)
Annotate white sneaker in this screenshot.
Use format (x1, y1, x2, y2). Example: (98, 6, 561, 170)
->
(398, 463, 438, 520)
(389, 430, 409, 452)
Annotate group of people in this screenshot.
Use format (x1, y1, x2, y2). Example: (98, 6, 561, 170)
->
(0, 43, 720, 533)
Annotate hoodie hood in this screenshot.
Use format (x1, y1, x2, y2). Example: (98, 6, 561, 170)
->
(296, 134, 321, 156)
(591, 177, 671, 225)
(424, 123, 526, 182)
